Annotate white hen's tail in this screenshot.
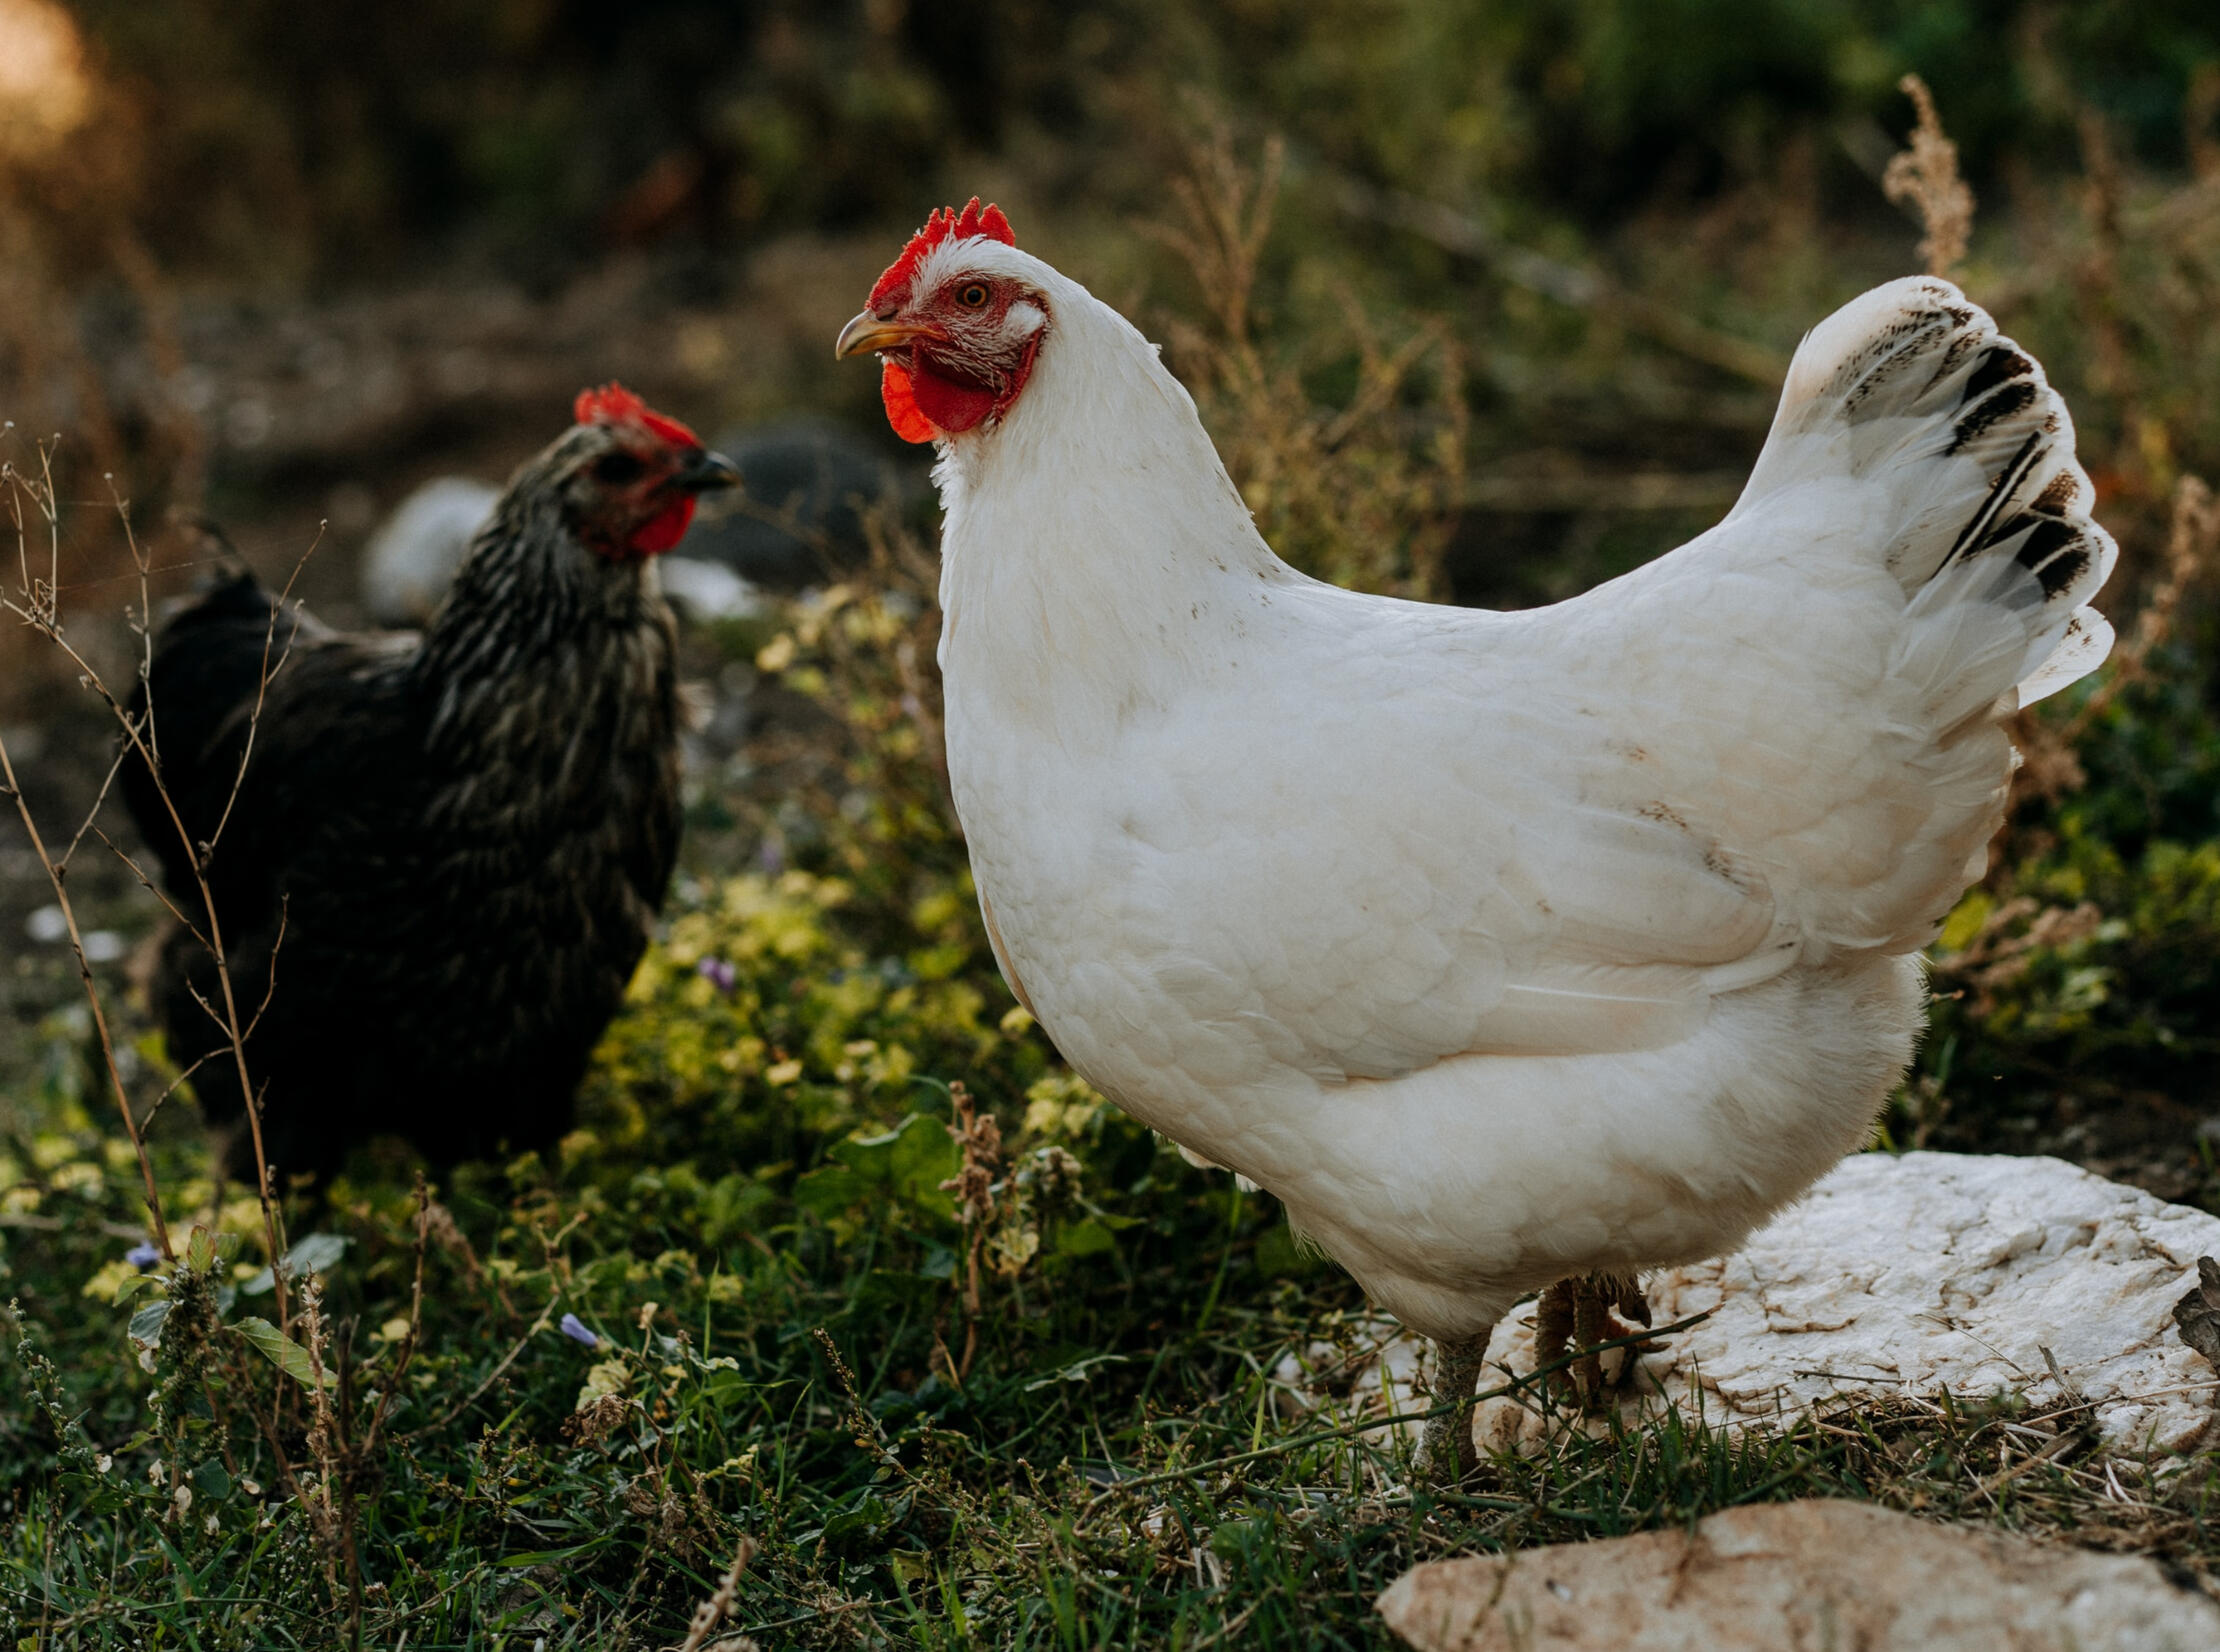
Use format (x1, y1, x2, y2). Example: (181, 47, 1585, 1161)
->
(1738, 276, 2115, 721)
(1713, 277, 2114, 954)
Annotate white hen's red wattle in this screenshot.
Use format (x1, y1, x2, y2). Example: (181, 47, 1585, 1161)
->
(868, 227, 2113, 1346)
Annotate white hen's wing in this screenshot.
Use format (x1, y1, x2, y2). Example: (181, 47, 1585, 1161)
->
(1102, 622, 1785, 1084)
(1097, 278, 2111, 1088)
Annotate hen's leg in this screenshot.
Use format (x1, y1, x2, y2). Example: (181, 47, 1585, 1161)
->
(1420, 1326, 1496, 1484)
(1533, 1279, 1576, 1403)
(1572, 1279, 1609, 1397)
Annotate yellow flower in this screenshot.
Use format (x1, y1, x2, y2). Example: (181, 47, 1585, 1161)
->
(81, 1258, 139, 1303)
(575, 1357, 631, 1411)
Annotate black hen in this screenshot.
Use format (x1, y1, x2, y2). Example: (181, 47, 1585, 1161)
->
(122, 386, 738, 1183)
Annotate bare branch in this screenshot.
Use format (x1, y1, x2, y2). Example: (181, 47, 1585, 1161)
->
(139, 1050, 215, 1132)
(0, 720, 173, 1260)
(242, 898, 290, 1044)
(59, 741, 134, 872)
(205, 524, 323, 859)
(91, 821, 210, 947)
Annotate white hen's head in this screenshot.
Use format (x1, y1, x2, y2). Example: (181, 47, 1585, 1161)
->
(835, 200, 1054, 445)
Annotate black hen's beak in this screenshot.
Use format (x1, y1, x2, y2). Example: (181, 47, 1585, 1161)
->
(677, 448, 742, 493)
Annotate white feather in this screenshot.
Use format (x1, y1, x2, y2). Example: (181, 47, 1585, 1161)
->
(916, 251, 2112, 1338)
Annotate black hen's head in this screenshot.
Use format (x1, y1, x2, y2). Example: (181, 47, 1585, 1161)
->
(545, 384, 739, 562)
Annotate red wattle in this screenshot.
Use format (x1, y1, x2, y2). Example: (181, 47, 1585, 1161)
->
(908, 359, 998, 434)
(627, 497, 697, 556)
(881, 359, 935, 444)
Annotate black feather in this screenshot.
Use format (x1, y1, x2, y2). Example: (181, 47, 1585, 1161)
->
(120, 425, 686, 1183)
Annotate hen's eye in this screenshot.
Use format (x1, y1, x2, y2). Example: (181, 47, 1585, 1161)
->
(955, 282, 991, 309)
(593, 452, 645, 485)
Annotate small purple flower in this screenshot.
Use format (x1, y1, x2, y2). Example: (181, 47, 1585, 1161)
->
(696, 956, 737, 993)
(559, 1313, 600, 1350)
(125, 1241, 161, 1272)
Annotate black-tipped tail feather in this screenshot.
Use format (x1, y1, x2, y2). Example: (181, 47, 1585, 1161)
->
(1742, 275, 2114, 708)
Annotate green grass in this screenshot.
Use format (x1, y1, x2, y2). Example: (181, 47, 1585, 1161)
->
(9, 1086, 2219, 1648)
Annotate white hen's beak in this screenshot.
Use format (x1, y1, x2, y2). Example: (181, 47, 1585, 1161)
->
(834, 311, 944, 359)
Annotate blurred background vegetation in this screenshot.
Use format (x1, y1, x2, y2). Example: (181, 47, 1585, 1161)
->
(4, 1, 2220, 1644)
(12, 0, 2211, 1164)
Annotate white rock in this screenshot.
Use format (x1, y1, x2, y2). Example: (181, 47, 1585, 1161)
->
(360, 477, 498, 625)
(1376, 1499, 2220, 1652)
(1322, 1153, 2220, 1457)
(656, 556, 764, 623)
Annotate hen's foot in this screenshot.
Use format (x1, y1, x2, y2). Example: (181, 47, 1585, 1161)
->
(1534, 1274, 1657, 1410)
(1419, 1326, 1496, 1485)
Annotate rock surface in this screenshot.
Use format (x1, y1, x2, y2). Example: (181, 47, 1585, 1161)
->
(1376, 1499, 2220, 1652)
(1283, 1152, 2220, 1456)
(361, 476, 500, 625)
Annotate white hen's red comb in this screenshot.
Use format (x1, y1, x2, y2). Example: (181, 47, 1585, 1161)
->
(868, 199, 1016, 311)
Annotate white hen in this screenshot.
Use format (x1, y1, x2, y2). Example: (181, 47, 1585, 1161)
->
(836, 201, 2115, 1474)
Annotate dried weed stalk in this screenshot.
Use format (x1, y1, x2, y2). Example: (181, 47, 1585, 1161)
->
(1153, 126, 1466, 600)
(677, 1533, 761, 1652)
(294, 1275, 361, 1626)
(2007, 473, 2220, 813)
(939, 1080, 1002, 1382)
(1930, 896, 2107, 1018)
(2068, 474, 2220, 735)
(2071, 105, 2142, 440)
(0, 440, 384, 1631)
(2, 453, 318, 1323)
(811, 1326, 897, 1468)
(1885, 75, 1976, 280)
(0, 454, 172, 1258)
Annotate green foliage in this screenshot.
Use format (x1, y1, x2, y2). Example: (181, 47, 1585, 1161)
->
(57, 0, 2220, 282)
(1901, 654, 2220, 1161)
(577, 863, 1045, 1182)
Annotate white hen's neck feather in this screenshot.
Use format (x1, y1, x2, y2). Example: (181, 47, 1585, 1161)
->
(933, 264, 1288, 734)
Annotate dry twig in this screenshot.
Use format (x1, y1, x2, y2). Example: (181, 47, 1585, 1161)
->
(1929, 896, 2105, 1019)
(1884, 75, 1976, 280)
(676, 1533, 761, 1652)
(2069, 474, 2220, 735)
(1156, 128, 1466, 600)
(1, 453, 172, 1259)
(939, 1081, 1002, 1382)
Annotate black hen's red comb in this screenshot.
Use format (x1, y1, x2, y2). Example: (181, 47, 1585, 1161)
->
(868, 198, 1016, 311)
(573, 383, 699, 448)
